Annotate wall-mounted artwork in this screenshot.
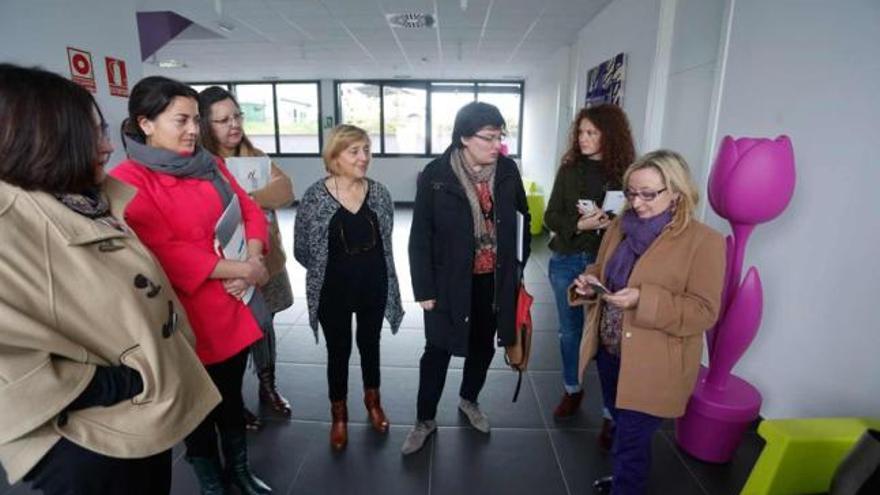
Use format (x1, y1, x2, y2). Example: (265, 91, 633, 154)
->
(585, 52, 626, 107)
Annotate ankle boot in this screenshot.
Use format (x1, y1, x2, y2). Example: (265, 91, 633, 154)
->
(219, 429, 272, 495)
(330, 400, 348, 450)
(364, 388, 389, 433)
(186, 455, 227, 495)
(553, 390, 584, 419)
(258, 368, 291, 416)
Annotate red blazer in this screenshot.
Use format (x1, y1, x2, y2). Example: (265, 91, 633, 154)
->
(111, 157, 268, 365)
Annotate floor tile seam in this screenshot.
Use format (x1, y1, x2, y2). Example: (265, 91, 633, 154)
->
(284, 432, 316, 495)
(660, 429, 711, 495)
(526, 368, 572, 495)
(254, 417, 561, 433)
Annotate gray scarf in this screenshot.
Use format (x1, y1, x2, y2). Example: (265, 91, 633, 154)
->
(123, 134, 271, 330)
(123, 135, 234, 207)
(450, 148, 496, 254)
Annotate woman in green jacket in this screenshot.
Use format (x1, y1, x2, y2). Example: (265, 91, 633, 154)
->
(543, 104, 634, 430)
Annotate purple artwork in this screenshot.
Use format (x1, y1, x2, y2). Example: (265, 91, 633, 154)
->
(675, 136, 796, 463)
(585, 53, 626, 107)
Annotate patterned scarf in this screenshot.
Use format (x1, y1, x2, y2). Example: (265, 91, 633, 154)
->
(450, 148, 497, 272)
(54, 187, 126, 232)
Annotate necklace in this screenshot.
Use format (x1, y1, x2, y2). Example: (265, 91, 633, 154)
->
(333, 176, 365, 211)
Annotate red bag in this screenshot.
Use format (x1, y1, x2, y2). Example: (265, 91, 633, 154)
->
(505, 281, 533, 402)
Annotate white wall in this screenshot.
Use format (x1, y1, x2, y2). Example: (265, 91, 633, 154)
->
(708, 0, 880, 418)
(660, 0, 726, 189)
(521, 45, 573, 197)
(568, 0, 662, 152)
(0, 0, 142, 167)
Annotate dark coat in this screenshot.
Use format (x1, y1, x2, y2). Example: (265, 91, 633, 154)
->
(409, 148, 531, 357)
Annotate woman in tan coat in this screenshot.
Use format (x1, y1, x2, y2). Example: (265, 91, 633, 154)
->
(570, 150, 725, 495)
(199, 86, 295, 428)
(0, 65, 219, 494)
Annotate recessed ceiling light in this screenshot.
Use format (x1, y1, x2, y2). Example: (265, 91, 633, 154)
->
(386, 13, 435, 29)
(157, 59, 187, 68)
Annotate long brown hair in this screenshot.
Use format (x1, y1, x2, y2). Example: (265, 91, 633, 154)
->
(561, 104, 635, 181)
(198, 86, 256, 157)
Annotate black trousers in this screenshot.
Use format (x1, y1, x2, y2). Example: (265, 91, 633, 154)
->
(318, 296, 386, 402)
(24, 437, 171, 495)
(184, 348, 249, 458)
(417, 273, 496, 421)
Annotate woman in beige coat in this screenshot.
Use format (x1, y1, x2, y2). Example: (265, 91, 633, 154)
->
(570, 150, 725, 495)
(199, 86, 295, 428)
(0, 65, 219, 494)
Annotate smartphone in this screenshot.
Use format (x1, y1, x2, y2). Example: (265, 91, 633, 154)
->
(588, 280, 610, 295)
(577, 199, 597, 215)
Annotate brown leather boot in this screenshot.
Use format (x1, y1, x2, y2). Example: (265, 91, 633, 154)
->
(553, 390, 584, 419)
(330, 400, 348, 450)
(364, 388, 389, 433)
(258, 368, 291, 416)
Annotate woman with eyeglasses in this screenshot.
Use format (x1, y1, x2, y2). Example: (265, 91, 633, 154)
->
(111, 76, 273, 494)
(199, 86, 295, 429)
(0, 65, 219, 494)
(543, 104, 635, 446)
(293, 124, 403, 451)
(570, 150, 725, 495)
(401, 102, 530, 455)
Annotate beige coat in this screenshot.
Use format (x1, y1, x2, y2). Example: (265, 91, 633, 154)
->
(570, 217, 725, 418)
(0, 178, 220, 483)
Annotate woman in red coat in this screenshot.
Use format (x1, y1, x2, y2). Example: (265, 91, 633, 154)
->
(111, 76, 272, 495)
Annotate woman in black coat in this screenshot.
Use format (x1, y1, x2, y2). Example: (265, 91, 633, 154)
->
(401, 102, 530, 455)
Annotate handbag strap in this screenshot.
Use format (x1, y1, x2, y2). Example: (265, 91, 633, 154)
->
(512, 370, 523, 403)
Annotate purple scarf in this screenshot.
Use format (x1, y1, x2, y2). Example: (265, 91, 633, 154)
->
(604, 209, 673, 291)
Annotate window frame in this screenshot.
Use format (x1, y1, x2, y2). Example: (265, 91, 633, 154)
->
(334, 79, 524, 158)
(188, 80, 323, 158)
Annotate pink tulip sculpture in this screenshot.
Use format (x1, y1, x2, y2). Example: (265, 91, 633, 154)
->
(675, 136, 796, 463)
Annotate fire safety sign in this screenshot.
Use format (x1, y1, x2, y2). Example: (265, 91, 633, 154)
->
(67, 47, 96, 93)
(105, 57, 129, 97)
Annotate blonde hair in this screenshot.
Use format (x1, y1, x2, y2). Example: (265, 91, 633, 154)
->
(322, 124, 370, 175)
(622, 149, 700, 235)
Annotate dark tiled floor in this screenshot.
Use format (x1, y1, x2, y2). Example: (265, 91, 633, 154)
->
(0, 208, 762, 494)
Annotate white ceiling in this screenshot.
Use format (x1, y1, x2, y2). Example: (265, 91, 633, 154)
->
(139, 0, 610, 81)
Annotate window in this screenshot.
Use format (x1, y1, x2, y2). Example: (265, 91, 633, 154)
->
(276, 83, 320, 154)
(338, 82, 381, 146)
(336, 80, 523, 157)
(477, 83, 522, 156)
(233, 84, 277, 154)
(383, 83, 426, 154)
(187, 80, 322, 156)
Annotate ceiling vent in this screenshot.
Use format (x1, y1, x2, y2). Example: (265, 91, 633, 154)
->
(386, 13, 435, 28)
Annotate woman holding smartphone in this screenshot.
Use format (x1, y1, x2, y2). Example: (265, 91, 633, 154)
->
(543, 104, 635, 431)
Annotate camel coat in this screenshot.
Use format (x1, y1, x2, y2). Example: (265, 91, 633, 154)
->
(570, 217, 725, 418)
(0, 178, 220, 483)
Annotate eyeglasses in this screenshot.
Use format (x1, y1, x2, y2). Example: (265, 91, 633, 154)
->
(472, 133, 506, 144)
(211, 113, 245, 127)
(339, 214, 378, 255)
(624, 188, 667, 202)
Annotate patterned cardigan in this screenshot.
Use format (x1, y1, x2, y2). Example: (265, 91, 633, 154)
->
(293, 177, 404, 341)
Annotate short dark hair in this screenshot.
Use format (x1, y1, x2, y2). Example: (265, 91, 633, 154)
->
(122, 76, 198, 143)
(198, 86, 255, 156)
(0, 64, 101, 193)
(450, 101, 506, 149)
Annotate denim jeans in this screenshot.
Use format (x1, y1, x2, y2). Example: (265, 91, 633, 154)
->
(548, 251, 594, 393)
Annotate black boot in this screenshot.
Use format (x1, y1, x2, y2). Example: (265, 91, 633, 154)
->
(187, 456, 227, 495)
(221, 429, 272, 494)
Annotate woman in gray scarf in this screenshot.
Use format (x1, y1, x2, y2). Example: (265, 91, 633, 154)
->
(402, 102, 531, 455)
